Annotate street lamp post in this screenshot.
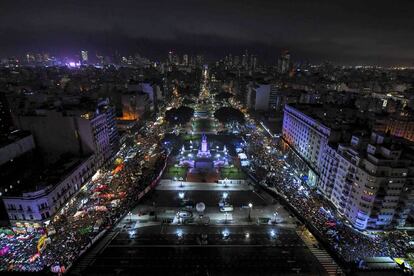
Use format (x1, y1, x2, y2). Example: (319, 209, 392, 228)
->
(128, 211, 132, 222)
(273, 212, 278, 224)
(248, 203, 253, 221)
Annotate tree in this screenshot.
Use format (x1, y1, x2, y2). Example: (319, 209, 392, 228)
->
(182, 98, 195, 105)
(165, 106, 194, 125)
(214, 107, 245, 124)
(215, 92, 233, 102)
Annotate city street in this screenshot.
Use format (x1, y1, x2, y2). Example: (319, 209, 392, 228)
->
(73, 214, 327, 276)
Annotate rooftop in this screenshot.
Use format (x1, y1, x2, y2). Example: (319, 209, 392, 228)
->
(286, 103, 368, 131)
(2, 153, 92, 197)
(0, 129, 32, 148)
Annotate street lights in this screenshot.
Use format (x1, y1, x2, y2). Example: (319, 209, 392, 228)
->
(248, 203, 253, 221)
(176, 229, 183, 239)
(222, 229, 229, 240)
(270, 229, 276, 239)
(128, 211, 132, 222)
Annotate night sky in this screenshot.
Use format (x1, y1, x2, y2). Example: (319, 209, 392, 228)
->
(1, 0, 413, 65)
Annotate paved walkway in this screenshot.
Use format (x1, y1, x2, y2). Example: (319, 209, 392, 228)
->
(156, 179, 252, 191)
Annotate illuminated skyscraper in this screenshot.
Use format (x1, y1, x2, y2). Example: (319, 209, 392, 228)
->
(81, 50, 88, 64)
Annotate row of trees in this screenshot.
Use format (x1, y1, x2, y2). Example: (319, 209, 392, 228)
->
(165, 106, 194, 125)
(214, 107, 245, 124)
(165, 105, 245, 125)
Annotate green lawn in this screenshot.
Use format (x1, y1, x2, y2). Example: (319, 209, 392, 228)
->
(183, 134, 201, 141)
(164, 166, 187, 180)
(220, 166, 246, 180)
(193, 118, 215, 132)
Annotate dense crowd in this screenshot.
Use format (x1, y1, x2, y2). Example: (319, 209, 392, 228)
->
(0, 124, 167, 273)
(242, 125, 413, 265)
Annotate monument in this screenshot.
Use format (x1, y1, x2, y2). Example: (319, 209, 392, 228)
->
(197, 134, 211, 157)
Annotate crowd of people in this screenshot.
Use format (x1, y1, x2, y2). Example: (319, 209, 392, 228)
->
(0, 122, 167, 273)
(241, 123, 414, 266)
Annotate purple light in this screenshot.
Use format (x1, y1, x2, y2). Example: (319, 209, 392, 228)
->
(67, 61, 81, 68)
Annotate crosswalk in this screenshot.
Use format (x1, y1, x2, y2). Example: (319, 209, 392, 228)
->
(297, 230, 345, 276)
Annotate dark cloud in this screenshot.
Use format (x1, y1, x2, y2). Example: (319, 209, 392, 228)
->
(0, 0, 413, 65)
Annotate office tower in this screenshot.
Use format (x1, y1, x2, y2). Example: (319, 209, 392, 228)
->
(246, 83, 271, 111)
(277, 50, 291, 74)
(81, 50, 88, 64)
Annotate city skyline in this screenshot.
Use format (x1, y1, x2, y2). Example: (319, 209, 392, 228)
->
(1, 0, 414, 66)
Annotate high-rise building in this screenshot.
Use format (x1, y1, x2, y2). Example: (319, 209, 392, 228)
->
(282, 104, 360, 185)
(242, 49, 249, 69)
(318, 132, 414, 230)
(168, 51, 174, 65)
(277, 50, 291, 74)
(282, 103, 414, 230)
(25, 53, 35, 65)
(81, 50, 88, 64)
(246, 83, 271, 111)
(251, 55, 258, 71)
(182, 54, 189, 66)
(15, 98, 118, 167)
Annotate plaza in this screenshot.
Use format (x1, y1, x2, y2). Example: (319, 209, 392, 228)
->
(70, 67, 343, 276)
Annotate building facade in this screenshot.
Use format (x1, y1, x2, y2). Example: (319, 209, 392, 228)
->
(282, 104, 332, 185)
(2, 156, 95, 226)
(15, 99, 118, 168)
(320, 132, 414, 230)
